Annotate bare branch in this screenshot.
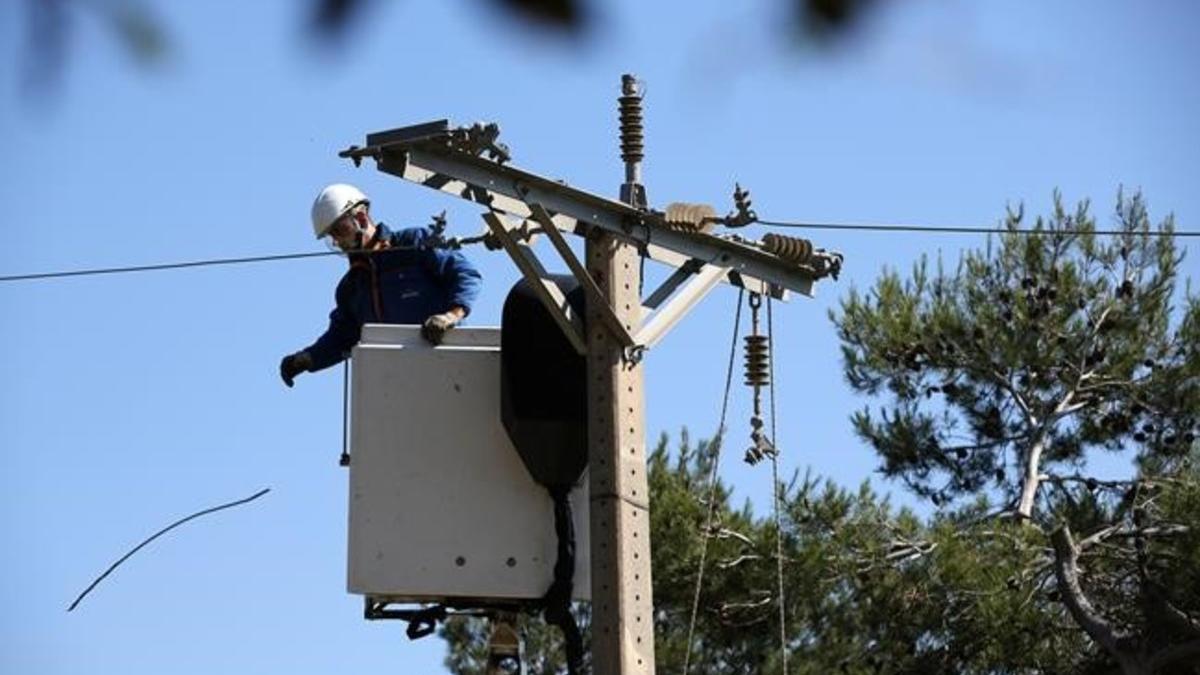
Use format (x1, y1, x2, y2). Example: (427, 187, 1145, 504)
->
(711, 527, 756, 547)
(717, 555, 762, 570)
(1050, 525, 1133, 655)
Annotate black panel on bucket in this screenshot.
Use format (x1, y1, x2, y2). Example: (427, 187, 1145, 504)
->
(500, 276, 588, 489)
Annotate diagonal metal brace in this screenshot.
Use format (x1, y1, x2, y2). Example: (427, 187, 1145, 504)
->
(643, 259, 705, 310)
(481, 211, 588, 355)
(527, 203, 637, 350)
(635, 262, 728, 350)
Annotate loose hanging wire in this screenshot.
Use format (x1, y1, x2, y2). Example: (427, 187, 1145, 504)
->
(683, 288, 744, 675)
(766, 295, 788, 675)
(67, 487, 271, 611)
(741, 292, 790, 673)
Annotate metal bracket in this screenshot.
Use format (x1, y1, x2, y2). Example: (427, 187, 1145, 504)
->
(623, 344, 647, 366)
(363, 600, 447, 640)
(482, 211, 588, 355)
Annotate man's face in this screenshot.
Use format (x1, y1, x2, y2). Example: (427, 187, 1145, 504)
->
(328, 208, 374, 251)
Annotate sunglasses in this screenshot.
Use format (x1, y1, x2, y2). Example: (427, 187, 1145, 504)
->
(328, 210, 367, 239)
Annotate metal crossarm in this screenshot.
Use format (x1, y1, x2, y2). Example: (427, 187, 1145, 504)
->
(340, 122, 829, 298)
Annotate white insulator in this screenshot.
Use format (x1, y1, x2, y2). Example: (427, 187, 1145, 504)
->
(663, 202, 717, 233)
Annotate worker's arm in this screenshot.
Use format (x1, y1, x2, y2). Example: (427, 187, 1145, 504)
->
(425, 232, 480, 344)
(437, 249, 482, 317)
(304, 274, 362, 372)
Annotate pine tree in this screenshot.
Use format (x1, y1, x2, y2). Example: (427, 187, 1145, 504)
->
(833, 190, 1189, 521)
(832, 191, 1200, 672)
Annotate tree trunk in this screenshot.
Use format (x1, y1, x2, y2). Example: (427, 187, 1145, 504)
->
(1017, 437, 1046, 519)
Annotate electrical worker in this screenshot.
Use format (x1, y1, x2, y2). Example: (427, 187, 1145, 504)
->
(279, 183, 482, 387)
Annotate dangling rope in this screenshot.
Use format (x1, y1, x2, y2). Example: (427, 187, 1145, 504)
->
(766, 295, 789, 675)
(683, 288, 744, 675)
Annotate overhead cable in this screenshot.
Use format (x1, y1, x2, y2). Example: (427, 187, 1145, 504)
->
(757, 219, 1199, 237)
(2, 251, 338, 283)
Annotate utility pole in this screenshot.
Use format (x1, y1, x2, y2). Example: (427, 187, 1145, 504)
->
(585, 74, 655, 675)
(339, 74, 842, 675)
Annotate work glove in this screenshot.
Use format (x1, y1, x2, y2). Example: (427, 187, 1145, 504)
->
(421, 311, 461, 345)
(279, 351, 313, 388)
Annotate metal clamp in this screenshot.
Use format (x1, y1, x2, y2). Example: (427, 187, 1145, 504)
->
(449, 122, 511, 164)
(404, 606, 446, 640)
(623, 344, 648, 366)
(723, 183, 758, 228)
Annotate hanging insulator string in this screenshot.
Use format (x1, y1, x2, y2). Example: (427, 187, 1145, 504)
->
(744, 292, 775, 465)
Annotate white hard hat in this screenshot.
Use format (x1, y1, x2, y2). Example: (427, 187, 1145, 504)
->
(311, 183, 369, 238)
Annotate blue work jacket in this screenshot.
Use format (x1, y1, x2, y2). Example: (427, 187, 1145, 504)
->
(304, 224, 482, 371)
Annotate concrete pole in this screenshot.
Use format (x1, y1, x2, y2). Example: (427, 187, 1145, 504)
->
(586, 73, 655, 675)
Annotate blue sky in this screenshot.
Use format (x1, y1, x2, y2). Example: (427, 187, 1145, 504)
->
(2, 1, 1197, 672)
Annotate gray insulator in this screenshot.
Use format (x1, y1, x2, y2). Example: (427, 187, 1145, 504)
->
(744, 334, 770, 387)
(619, 81, 644, 164)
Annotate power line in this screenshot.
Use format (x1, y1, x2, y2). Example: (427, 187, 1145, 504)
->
(0, 251, 339, 282)
(757, 219, 1200, 237)
(3, 220, 1196, 283)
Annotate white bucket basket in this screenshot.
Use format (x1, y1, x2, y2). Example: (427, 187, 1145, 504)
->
(346, 324, 590, 603)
